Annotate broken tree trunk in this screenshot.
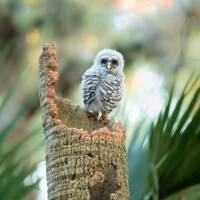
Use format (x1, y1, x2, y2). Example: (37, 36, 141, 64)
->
(38, 44, 129, 200)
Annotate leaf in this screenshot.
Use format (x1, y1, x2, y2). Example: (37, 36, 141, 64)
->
(0, 92, 38, 144)
(148, 77, 200, 199)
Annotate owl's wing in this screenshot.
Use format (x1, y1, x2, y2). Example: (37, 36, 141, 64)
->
(81, 67, 100, 106)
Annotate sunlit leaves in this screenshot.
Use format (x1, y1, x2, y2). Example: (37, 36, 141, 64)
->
(128, 76, 200, 199)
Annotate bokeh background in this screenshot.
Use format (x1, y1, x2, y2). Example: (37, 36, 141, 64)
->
(0, 0, 200, 199)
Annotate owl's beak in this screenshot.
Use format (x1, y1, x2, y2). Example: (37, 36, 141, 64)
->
(107, 62, 112, 70)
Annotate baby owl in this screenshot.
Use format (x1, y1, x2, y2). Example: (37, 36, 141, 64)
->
(81, 49, 125, 119)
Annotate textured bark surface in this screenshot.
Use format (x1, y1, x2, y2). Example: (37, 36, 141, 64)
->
(38, 44, 129, 200)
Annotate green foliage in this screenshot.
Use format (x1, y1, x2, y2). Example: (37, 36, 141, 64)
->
(126, 121, 149, 200)
(128, 76, 200, 200)
(164, 184, 200, 200)
(0, 61, 42, 199)
(0, 131, 40, 200)
(0, 118, 42, 200)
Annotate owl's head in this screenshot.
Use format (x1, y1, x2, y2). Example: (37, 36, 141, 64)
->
(94, 49, 124, 74)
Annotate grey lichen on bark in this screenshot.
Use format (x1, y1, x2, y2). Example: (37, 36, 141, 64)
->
(38, 44, 129, 200)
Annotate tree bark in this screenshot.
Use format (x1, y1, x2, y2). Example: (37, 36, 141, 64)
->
(38, 44, 129, 200)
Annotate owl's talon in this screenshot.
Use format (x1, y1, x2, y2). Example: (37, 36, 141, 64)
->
(97, 112, 103, 120)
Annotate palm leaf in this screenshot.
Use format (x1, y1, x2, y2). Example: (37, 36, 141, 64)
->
(0, 69, 41, 200)
(127, 75, 200, 200)
(0, 92, 38, 144)
(148, 76, 200, 199)
(0, 134, 41, 200)
(128, 122, 149, 200)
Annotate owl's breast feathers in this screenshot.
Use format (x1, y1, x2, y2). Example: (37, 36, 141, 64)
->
(81, 67, 124, 113)
(99, 73, 123, 112)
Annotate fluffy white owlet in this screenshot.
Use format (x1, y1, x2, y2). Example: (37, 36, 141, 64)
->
(81, 49, 125, 119)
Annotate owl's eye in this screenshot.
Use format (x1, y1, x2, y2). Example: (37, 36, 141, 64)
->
(111, 59, 119, 65)
(100, 58, 108, 64)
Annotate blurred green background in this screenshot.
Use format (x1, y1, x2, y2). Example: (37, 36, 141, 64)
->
(0, 0, 199, 199)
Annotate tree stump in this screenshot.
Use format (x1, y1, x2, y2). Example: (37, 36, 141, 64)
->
(38, 44, 129, 200)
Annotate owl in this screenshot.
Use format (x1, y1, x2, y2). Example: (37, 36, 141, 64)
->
(81, 49, 125, 119)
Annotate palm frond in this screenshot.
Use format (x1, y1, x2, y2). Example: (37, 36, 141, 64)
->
(128, 122, 150, 200)
(0, 52, 42, 199)
(148, 76, 200, 199)
(0, 128, 41, 200)
(127, 76, 200, 200)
